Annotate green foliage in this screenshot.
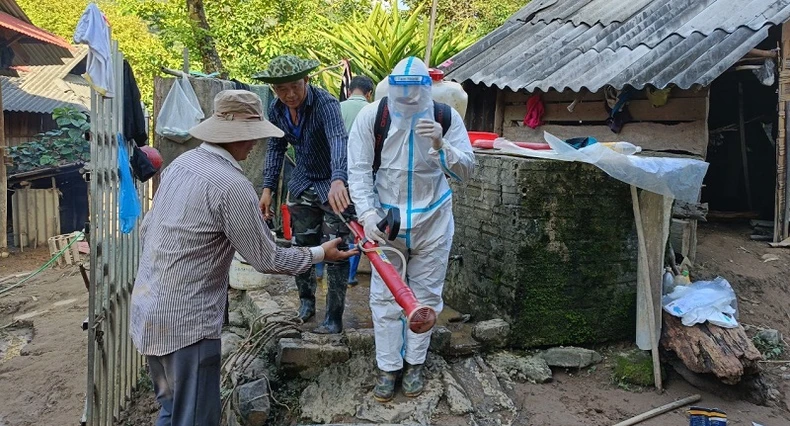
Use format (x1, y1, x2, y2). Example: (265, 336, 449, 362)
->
(753, 334, 784, 360)
(405, 0, 525, 37)
(7, 107, 91, 174)
(307, 0, 474, 93)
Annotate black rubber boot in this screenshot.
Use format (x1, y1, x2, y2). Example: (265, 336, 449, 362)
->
(312, 262, 348, 334)
(296, 266, 317, 322)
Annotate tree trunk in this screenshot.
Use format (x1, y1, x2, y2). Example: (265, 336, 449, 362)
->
(185, 0, 225, 77)
(661, 312, 762, 385)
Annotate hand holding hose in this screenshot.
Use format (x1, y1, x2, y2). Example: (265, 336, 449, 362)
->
(360, 210, 388, 245)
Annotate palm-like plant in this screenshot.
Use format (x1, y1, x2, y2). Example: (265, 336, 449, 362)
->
(306, 0, 473, 95)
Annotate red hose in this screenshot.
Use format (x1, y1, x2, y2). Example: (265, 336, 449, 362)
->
(281, 204, 292, 240)
(346, 220, 436, 333)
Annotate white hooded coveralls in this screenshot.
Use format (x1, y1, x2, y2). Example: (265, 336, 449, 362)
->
(347, 57, 475, 372)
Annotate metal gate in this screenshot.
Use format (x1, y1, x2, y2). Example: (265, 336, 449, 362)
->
(85, 41, 149, 425)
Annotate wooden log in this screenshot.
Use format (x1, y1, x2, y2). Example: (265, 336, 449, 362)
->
(661, 313, 762, 385)
(673, 201, 708, 221)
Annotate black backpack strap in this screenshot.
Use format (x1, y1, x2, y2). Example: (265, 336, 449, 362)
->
(433, 101, 452, 136)
(373, 97, 390, 178)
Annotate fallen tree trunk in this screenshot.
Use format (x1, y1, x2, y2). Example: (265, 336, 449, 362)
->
(661, 313, 762, 385)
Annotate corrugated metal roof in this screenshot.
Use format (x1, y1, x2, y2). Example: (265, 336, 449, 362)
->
(443, 0, 790, 92)
(1, 45, 89, 113)
(0, 0, 73, 66)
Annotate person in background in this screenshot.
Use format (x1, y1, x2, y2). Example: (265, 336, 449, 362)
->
(130, 90, 356, 425)
(253, 55, 353, 335)
(339, 75, 375, 286)
(346, 57, 475, 402)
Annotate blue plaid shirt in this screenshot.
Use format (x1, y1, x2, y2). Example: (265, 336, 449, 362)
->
(264, 85, 348, 203)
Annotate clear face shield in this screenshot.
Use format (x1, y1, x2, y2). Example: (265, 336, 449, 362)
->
(387, 73, 432, 130)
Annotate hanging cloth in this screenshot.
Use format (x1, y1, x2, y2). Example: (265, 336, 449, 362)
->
(74, 3, 114, 97)
(604, 86, 634, 134)
(523, 93, 545, 129)
(646, 86, 671, 108)
(339, 59, 352, 102)
(123, 60, 147, 146)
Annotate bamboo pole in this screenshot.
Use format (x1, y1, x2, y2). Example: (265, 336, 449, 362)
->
(0, 87, 7, 257)
(612, 394, 701, 426)
(424, 0, 439, 66)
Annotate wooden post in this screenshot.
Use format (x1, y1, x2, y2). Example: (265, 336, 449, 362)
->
(631, 186, 670, 393)
(424, 0, 439, 66)
(0, 89, 6, 256)
(493, 89, 506, 136)
(738, 82, 753, 211)
(776, 23, 790, 242)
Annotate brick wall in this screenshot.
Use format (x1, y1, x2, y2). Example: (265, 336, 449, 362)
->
(446, 153, 638, 348)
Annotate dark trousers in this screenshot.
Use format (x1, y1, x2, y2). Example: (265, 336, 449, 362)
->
(147, 339, 221, 426)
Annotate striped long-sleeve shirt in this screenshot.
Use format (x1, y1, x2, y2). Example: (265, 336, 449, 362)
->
(131, 144, 315, 356)
(264, 85, 348, 203)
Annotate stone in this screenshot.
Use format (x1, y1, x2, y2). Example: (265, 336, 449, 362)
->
(539, 346, 602, 369)
(612, 349, 655, 387)
(431, 356, 473, 416)
(757, 329, 783, 347)
(429, 326, 452, 354)
(228, 310, 246, 328)
(448, 340, 481, 357)
(221, 332, 243, 362)
(299, 355, 376, 423)
(234, 378, 270, 426)
(276, 338, 350, 376)
(472, 319, 510, 348)
(224, 354, 267, 386)
(449, 355, 517, 425)
(302, 332, 345, 346)
(345, 328, 376, 354)
(486, 351, 552, 384)
(355, 375, 444, 425)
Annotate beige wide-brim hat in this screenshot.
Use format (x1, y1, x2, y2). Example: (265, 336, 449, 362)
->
(189, 89, 284, 143)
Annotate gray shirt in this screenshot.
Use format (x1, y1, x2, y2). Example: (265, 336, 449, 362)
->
(131, 144, 313, 356)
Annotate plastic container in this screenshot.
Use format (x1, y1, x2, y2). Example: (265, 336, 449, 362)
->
(602, 141, 642, 155)
(468, 131, 499, 142)
(662, 268, 675, 295)
(375, 68, 468, 117)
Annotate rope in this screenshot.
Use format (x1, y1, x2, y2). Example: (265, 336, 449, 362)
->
(0, 231, 85, 297)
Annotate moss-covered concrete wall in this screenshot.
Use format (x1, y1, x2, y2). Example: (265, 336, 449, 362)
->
(446, 154, 638, 348)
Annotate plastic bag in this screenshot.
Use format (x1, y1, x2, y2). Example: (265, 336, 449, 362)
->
(118, 134, 141, 233)
(155, 74, 203, 143)
(492, 131, 709, 203)
(662, 276, 739, 328)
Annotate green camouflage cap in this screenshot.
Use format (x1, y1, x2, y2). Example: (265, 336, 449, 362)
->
(252, 55, 320, 84)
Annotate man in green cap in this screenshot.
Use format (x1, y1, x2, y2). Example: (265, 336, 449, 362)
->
(254, 55, 352, 335)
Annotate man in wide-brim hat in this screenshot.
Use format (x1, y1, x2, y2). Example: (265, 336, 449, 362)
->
(130, 89, 356, 425)
(254, 55, 355, 335)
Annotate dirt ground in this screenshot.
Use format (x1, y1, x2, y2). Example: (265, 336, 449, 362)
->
(0, 246, 90, 426)
(3, 224, 790, 426)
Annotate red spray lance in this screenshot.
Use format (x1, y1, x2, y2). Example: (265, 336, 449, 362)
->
(340, 208, 437, 334)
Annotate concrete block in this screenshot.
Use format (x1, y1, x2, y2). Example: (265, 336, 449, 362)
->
(345, 328, 375, 354)
(276, 338, 350, 374)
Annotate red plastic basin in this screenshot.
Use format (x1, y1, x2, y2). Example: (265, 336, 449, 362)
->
(467, 131, 499, 142)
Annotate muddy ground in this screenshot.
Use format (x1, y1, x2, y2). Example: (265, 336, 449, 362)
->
(1, 224, 790, 425)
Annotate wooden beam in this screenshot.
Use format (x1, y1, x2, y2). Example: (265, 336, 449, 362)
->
(493, 89, 506, 136)
(503, 97, 708, 124)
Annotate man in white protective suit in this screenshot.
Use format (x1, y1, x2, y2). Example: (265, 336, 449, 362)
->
(347, 57, 475, 402)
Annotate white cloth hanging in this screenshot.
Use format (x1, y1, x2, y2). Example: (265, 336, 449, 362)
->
(74, 3, 114, 97)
